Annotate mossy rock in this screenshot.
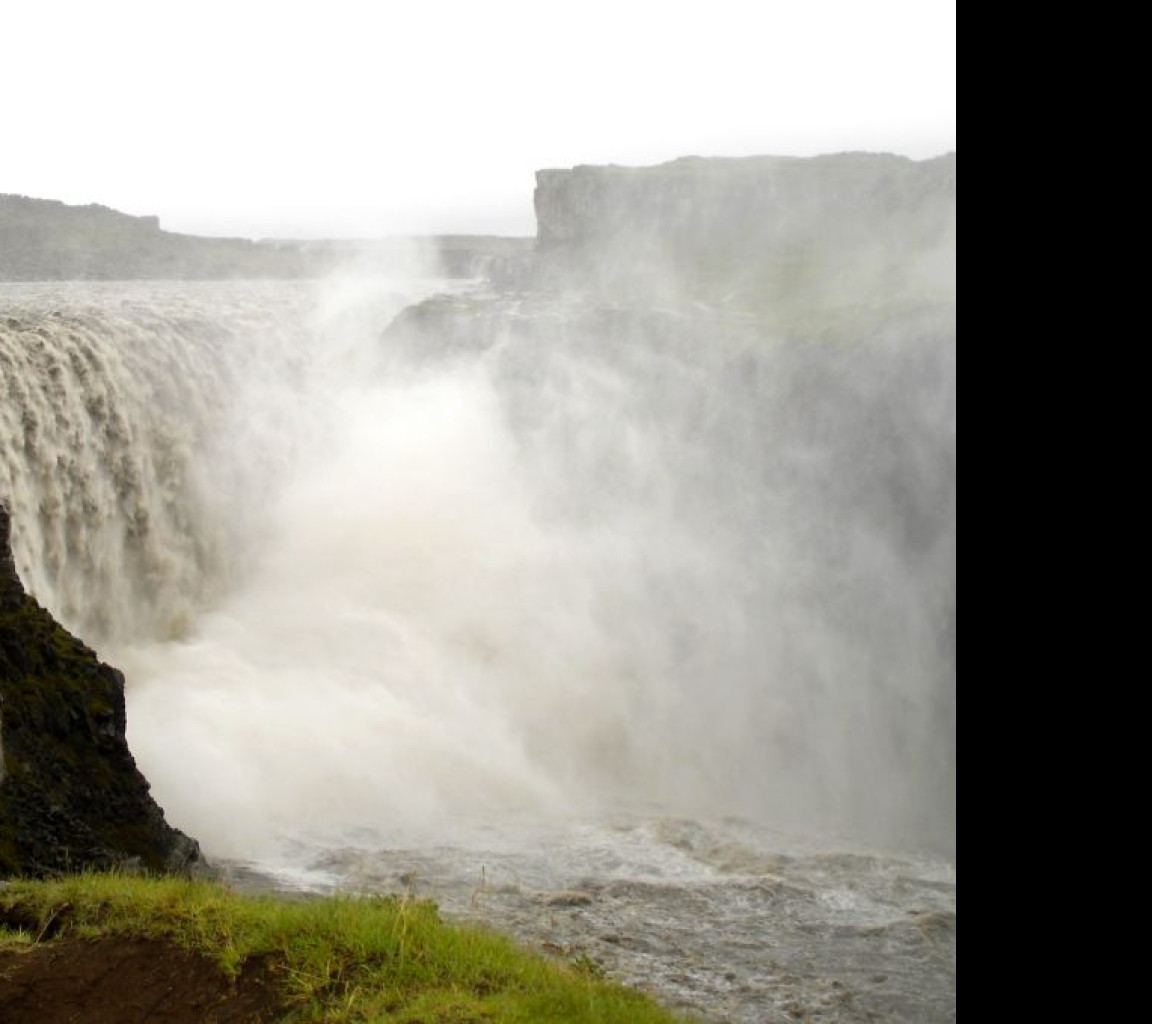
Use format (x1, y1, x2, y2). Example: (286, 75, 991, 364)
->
(0, 503, 200, 877)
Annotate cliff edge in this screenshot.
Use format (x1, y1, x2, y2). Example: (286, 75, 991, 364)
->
(0, 503, 200, 876)
(530, 152, 957, 314)
(0, 194, 531, 281)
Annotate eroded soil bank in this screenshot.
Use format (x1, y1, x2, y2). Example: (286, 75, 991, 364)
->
(0, 936, 279, 1024)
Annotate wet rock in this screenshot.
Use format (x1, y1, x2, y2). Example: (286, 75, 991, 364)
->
(0, 501, 202, 877)
(536, 891, 595, 908)
(0, 508, 22, 612)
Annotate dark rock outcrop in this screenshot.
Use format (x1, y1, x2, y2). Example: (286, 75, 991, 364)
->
(0, 510, 21, 614)
(0, 503, 200, 877)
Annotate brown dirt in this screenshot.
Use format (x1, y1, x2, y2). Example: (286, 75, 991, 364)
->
(0, 936, 283, 1023)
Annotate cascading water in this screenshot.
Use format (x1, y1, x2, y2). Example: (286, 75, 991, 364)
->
(0, 276, 956, 1023)
(0, 283, 314, 640)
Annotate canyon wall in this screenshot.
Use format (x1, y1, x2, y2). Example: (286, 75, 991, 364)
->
(530, 152, 957, 315)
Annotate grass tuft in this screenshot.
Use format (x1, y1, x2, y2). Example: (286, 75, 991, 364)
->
(0, 873, 687, 1022)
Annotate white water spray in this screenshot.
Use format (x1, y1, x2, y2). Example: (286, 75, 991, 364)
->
(0, 276, 956, 858)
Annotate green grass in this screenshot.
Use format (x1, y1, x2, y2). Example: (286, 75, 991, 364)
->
(0, 873, 687, 1023)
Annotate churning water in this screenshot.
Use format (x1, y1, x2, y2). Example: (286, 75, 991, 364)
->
(0, 279, 956, 1022)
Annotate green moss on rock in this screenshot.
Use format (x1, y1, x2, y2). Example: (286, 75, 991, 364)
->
(0, 502, 200, 877)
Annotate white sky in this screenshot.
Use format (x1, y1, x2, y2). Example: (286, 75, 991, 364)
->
(0, 0, 956, 238)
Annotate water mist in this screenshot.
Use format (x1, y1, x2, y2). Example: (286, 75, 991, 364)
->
(1, 269, 955, 860)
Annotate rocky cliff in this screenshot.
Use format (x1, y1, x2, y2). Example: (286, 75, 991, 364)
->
(0, 194, 531, 281)
(0, 194, 282, 280)
(0, 195, 163, 248)
(0, 503, 200, 876)
(529, 152, 957, 315)
(385, 152, 958, 851)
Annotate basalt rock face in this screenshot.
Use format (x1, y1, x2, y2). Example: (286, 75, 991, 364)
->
(0, 503, 201, 877)
(530, 152, 957, 315)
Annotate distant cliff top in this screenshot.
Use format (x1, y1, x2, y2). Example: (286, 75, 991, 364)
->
(0, 194, 529, 281)
(0, 192, 282, 280)
(535, 151, 956, 243)
(537, 150, 954, 181)
(530, 152, 957, 313)
(0, 194, 163, 243)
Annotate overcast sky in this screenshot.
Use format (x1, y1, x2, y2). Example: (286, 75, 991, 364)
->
(1, 0, 956, 238)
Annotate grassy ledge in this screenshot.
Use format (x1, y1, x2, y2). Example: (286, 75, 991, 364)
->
(0, 873, 686, 1023)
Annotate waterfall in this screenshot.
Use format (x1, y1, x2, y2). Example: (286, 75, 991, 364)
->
(0, 280, 956, 856)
